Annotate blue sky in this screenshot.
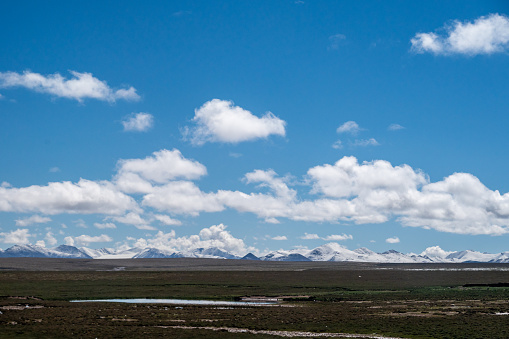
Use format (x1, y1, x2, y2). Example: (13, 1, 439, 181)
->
(1, 1, 509, 255)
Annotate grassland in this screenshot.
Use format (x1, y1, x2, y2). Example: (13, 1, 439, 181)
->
(0, 258, 509, 338)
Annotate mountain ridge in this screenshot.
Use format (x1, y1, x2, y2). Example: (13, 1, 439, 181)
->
(1, 243, 509, 263)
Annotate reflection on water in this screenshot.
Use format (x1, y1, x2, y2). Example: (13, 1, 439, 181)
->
(70, 298, 277, 306)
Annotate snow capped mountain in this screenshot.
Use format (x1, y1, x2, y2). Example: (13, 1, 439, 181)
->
(445, 250, 498, 263)
(0, 243, 508, 263)
(133, 248, 175, 259)
(0, 244, 51, 258)
(490, 252, 509, 263)
(53, 245, 92, 259)
(260, 249, 311, 261)
(306, 243, 347, 261)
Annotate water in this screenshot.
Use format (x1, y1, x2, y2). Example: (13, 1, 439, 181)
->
(70, 298, 277, 306)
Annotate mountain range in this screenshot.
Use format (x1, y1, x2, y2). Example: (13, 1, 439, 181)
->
(1, 242, 509, 263)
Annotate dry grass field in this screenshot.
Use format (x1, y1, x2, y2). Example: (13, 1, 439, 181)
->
(0, 258, 509, 338)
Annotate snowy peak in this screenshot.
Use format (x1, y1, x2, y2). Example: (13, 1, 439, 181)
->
(132, 248, 175, 259)
(0, 244, 50, 258)
(52, 245, 92, 259)
(0, 243, 507, 263)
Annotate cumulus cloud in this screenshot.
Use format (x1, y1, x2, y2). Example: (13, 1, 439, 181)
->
(4, 149, 509, 237)
(323, 234, 353, 241)
(420, 245, 453, 258)
(0, 229, 32, 244)
(115, 149, 206, 194)
(271, 235, 288, 240)
(385, 236, 400, 244)
(308, 157, 509, 235)
(397, 172, 509, 235)
(111, 212, 156, 230)
(411, 13, 509, 55)
(72, 234, 113, 247)
(143, 181, 225, 216)
(122, 112, 154, 132)
(45, 232, 58, 246)
(0, 179, 137, 215)
(337, 121, 362, 135)
(153, 214, 182, 226)
(0, 70, 140, 102)
(308, 156, 427, 200)
(132, 224, 253, 256)
(212, 156, 509, 234)
(15, 215, 51, 227)
(301, 233, 320, 240)
(184, 99, 286, 145)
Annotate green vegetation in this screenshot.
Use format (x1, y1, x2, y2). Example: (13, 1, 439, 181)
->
(0, 259, 508, 338)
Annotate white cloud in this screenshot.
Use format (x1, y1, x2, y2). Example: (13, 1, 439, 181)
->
(119, 151, 509, 235)
(351, 138, 379, 147)
(4, 149, 509, 237)
(45, 232, 58, 246)
(73, 219, 87, 228)
(35, 240, 46, 247)
(411, 14, 509, 55)
(308, 156, 427, 200)
(388, 123, 405, 131)
(420, 245, 453, 258)
(143, 181, 225, 216)
(94, 222, 117, 229)
(271, 235, 288, 240)
(323, 234, 353, 241)
(332, 140, 343, 149)
(336, 121, 362, 135)
(73, 234, 113, 247)
(153, 214, 182, 226)
(0, 70, 140, 102)
(112, 212, 156, 230)
(115, 149, 206, 194)
(184, 99, 286, 145)
(397, 172, 509, 235)
(386, 236, 400, 244)
(132, 224, 253, 256)
(0, 179, 137, 215)
(300, 233, 320, 240)
(328, 34, 346, 50)
(64, 236, 74, 246)
(15, 215, 51, 227)
(0, 229, 32, 244)
(49, 167, 60, 173)
(122, 112, 154, 132)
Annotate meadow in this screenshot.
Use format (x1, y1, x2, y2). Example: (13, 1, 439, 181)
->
(0, 258, 508, 338)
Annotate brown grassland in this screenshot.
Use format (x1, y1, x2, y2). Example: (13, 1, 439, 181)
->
(0, 258, 508, 338)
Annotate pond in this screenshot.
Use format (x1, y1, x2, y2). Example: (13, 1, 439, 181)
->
(70, 298, 277, 306)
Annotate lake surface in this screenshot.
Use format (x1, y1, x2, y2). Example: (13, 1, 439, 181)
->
(70, 298, 277, 306)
